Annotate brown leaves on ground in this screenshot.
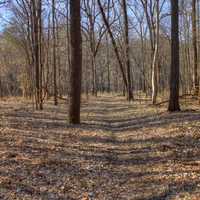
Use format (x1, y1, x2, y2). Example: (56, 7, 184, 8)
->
(1, 95, 200, 199)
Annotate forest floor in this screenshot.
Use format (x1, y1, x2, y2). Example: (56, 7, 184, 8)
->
(1, 94, 200, 200)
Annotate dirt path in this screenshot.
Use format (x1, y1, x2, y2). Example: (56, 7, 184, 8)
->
(1, 96, 200, 199)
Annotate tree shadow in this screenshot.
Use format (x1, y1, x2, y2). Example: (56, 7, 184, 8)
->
(82, 110, 200, 132)
(1, 125, 200, 199)
(1, 96, 200, 199)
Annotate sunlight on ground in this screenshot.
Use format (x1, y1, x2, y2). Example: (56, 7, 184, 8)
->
(1, 95, 200, 199)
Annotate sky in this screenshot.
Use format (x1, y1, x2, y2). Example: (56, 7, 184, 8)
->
(0, 1, 12, 32)
(0, 0, 171, 36)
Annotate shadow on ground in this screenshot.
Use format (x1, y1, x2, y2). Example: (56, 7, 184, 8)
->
(1, 96, 200, 199)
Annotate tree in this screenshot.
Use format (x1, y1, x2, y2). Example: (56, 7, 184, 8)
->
(140, 0, 158, 104)
(68, 0, 82, 124)
(97, 0, 128, 97)
(82, 0, 107, 97)
(122, 0, 133, 101)
(151, 0, 160, 104)
(31, 0, 43, 110)
(52, 0, 58, 105)
(1, 0, 198, 109)
(192, 0, 198, 95)
(168, 0, 180, 111)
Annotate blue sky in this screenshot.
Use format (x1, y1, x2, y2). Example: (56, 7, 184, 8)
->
(0, 0, 171, 36)
(0, 2, 12, 32)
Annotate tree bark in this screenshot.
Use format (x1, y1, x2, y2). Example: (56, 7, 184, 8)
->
(69, 0, 82, 124)
(168, 0, 180, 111)
(52, 0, 58, 105)
(152, 0, 159, 104)
(192, 0, 198, 95)
(122, 0, 133, 101)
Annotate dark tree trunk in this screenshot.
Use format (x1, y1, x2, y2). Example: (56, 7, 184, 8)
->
(168, 0, 180, 111)
(69, 0, 82, 124)
(31, 0, 40, 110)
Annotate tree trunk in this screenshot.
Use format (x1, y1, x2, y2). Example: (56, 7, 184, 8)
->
(97, 0, 128, 92)
(31, 0, 40, 110)
(192, 0, 198, 95)
(38, 0, 43, 110)
(122, 0, 133, 101)
(168, 0, 180, 111)
(52, 0, 58, 105)
(106, 34, 110, 93)
(152, 0, 159, 104)
(69, 0, 82, 124)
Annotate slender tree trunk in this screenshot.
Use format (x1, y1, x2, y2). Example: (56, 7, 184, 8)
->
(139, 22, 146, 94)
(66, 0, 71, 96)
(38, 0, 43, 110)
(122, 0, 133, 101)
(52, 0, 58, 105)
(32, 0, 40, 110)
(45, 14, 51, 99)
(106, 34, 110, 93)
(56, 16, 62, 98)
(97, 0, 128, 91)
(192, 0, 198, 95)
(152, 0, 159, 104)
(91, 55, 97, 96)
(69, 0, 82, 124)
(168, 0, 180, 111)
(89, 19, 97, 97)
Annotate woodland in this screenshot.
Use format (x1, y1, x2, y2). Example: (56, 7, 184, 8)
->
(1, 0, 200, 199)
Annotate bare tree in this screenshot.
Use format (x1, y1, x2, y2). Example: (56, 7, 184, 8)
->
(97, 0, 129, 97)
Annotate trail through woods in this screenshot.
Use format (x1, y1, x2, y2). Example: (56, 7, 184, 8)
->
(1, 95, 200, 199)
